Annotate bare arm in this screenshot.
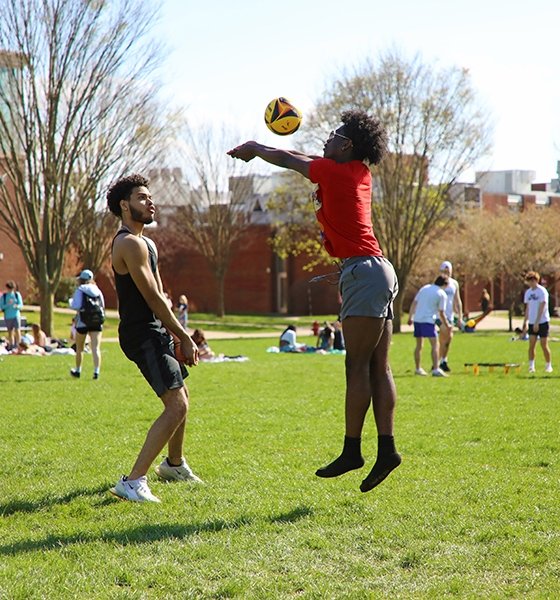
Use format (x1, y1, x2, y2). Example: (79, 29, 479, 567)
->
(227, 141, 314, 179)
(453, 286, 463, 323)
(407, 299, 418, 325)
(522, 303, 529, 333)
(438, 309, 450, 329)
(115, 235, 199, 365)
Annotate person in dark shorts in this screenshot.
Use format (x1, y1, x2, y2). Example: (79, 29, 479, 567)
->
(522, 271, 553, 373)
(228, 110, 401, 492)
(107, 174, 202, 503)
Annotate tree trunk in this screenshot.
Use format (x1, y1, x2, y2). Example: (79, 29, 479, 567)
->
(217, 272, 226, 318)
(508, 301, 515, 333)
(39, 287, 55, 337)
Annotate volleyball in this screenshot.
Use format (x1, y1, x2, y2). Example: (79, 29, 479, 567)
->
(169, 330, 187, 363)
(264, 97, 302, 135)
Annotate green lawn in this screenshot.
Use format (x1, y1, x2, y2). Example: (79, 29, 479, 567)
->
(20, 309, 341, 339)
(0, 331, 558, 598)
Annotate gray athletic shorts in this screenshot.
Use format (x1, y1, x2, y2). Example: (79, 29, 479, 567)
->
(339, 256, 399, 320)
(4, 317, 20, 331)
(122, 332, 188, 397)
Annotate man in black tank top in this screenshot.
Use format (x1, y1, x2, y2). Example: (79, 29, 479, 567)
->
(107, 174, 202, 503)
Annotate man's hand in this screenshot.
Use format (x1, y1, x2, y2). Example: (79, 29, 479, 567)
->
(227, 141, 259, 162)
(181, 336, 199, 367)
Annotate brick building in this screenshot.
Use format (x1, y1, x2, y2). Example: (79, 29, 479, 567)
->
(452, 166, 560, 314)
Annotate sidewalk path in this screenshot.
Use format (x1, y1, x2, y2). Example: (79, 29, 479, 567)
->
(24, 306, 554, 341)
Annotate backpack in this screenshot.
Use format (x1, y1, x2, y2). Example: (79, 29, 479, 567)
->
(80, 292, 105, 328)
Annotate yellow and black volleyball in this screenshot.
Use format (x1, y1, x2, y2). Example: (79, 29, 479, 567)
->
(264, 97, 302, 135)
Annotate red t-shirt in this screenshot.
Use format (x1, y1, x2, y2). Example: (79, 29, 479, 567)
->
(308, 158, 382, 259)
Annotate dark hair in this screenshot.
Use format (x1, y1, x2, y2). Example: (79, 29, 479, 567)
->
(107, 173, 150, 217)
(434, 275, 449, 287)
(192, 329, 205, 344)
(341, 110, 388, 165)
(5, 280, 17, 290)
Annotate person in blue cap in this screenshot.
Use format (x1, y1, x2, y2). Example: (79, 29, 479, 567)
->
(69, 269, 105, 379)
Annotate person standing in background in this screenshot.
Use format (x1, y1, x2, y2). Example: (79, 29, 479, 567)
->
(438, 261, 463, 372)
(522, 271, 553, 373)
(177, 294, 189, 330)
(408, 276, 450, 377)
(0, 280, 24, 351)
(69, 269, 105, 380)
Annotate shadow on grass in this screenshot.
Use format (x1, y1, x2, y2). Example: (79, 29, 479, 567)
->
(0, 516, 254, 556)
(268, 506, 314, 524)
(0, 484, 110, 517)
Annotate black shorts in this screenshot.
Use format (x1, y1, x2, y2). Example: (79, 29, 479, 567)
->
(121, 330, 188, 397)
(528, 322, 549, 338)
(76, 326, 102, 334)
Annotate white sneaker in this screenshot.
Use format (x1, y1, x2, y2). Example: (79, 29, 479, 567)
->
(155, 457, 203, 483)
(415, 368, 428, 376)
(545, 365, 553, 373)
(432, 368, 448, 377)
(528, 366, 536, 374)
(110, 475, 161, 503)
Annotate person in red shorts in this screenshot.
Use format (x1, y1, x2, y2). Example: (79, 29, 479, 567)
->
(228, 110, 401, 492)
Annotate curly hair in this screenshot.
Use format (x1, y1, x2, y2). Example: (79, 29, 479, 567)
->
(341, 110, 388, 165)
(107, 173, 150, 217)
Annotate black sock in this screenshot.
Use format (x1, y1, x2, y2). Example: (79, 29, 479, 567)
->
(315, 436, 365, 478)
(360, 436, 401, 492)
(377, 435, 396, 456)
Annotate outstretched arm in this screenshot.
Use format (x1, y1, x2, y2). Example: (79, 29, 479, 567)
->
(227, 141, 314, 179)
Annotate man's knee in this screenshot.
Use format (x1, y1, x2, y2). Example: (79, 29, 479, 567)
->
(162, 389, 188, 421)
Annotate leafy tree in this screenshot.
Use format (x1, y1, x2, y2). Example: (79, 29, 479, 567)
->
(418, 206, 560, 330)
(278, 49, 493, 331)
(0, 0, 166, 334)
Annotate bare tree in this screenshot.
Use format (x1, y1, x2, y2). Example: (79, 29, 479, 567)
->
(0, 0, 166, 334)
(297, 49, 493, 331)
(168, 124, 256, 317)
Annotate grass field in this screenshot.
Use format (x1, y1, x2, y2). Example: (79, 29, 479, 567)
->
(1, 330, 558, 598)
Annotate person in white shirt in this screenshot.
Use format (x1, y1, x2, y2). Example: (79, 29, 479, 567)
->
(408, 276, 450, 377)
(521, 271, 552, 373)
(279, 325, 307, 352)
(438, 260, 463, 372)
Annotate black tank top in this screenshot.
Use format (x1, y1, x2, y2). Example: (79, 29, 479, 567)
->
(112, 228, 166, 349)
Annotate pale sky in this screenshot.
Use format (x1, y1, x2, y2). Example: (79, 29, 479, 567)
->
(155, 0, 560, 182)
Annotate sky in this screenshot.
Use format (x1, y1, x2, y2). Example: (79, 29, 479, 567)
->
(154, 0, 560, 183)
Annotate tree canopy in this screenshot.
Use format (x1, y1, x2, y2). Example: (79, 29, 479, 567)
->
(0, 0, 168, 333)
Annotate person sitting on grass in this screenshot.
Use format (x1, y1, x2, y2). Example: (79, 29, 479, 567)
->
(279, 325, 308, 353)
(191, 329, 216, 360)
(316, 323, 334, 351)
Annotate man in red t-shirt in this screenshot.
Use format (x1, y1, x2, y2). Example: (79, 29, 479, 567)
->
(228, 110, 401, 493)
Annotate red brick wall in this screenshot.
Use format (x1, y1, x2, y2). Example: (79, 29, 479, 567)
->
(152, 224, 341, 315)
(0, 159, 29, 298)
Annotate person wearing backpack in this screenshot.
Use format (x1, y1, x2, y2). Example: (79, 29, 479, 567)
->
(0, 280, 24, 351)
(69, 269, 105, 379)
